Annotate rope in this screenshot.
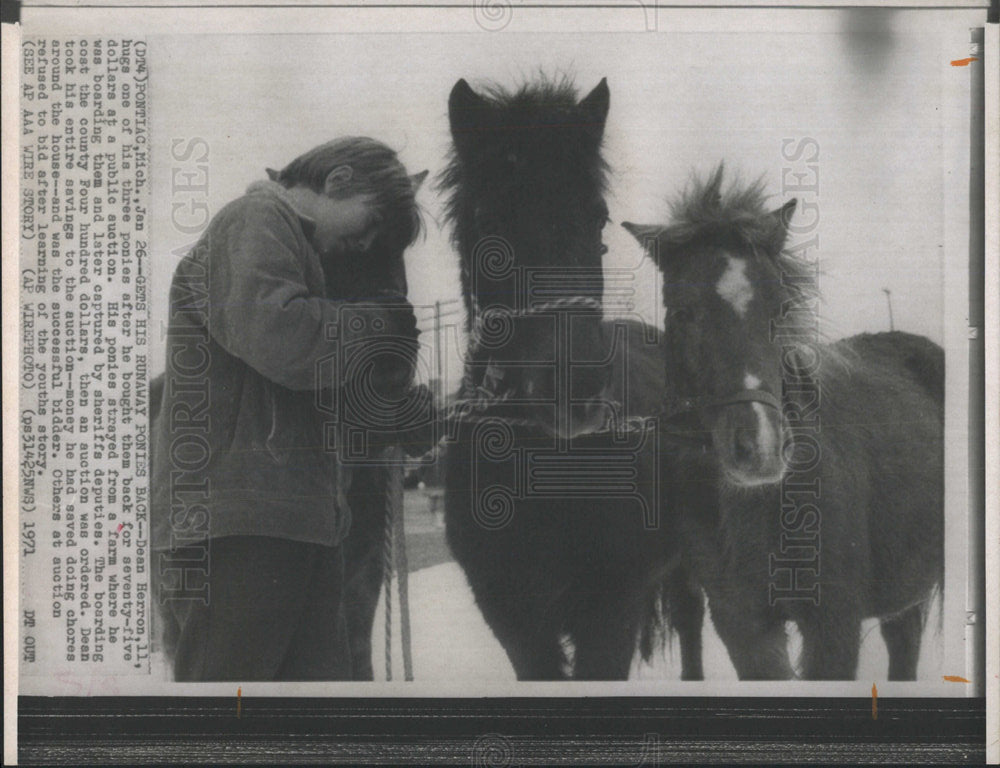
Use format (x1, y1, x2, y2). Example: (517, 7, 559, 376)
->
(381, 445, 413, 682)
(449, 296, 664, 436)
(441, 385, 668, 436)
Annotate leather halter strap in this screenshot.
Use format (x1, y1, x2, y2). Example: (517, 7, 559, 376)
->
(657, 387, 781, 448)
(663, 387, 781, 420)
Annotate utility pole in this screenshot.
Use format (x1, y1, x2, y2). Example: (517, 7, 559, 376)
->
(882, 288, 894, 331)
(433, 300, 443, 404)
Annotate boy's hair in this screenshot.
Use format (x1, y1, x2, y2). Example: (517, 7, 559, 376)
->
(274, 136, 423, 253)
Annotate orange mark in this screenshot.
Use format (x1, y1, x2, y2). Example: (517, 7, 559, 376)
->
(871, 683, 878, 720)
(942, 675, 971, 683)
(950, 57, 979, 66)
(237, 686, 242, 717)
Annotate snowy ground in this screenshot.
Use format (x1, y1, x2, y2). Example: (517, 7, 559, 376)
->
(152, 492, 944, 684)
(368, 491, 944, 683)
(371, 561, 944, 683)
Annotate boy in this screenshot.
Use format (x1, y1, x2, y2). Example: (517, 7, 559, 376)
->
(151, 137, 427, 681)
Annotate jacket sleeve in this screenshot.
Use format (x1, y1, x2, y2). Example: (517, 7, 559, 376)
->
(204, 196, 369, 391)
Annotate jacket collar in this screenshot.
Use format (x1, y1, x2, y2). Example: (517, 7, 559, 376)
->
(246, 179, 318, 241)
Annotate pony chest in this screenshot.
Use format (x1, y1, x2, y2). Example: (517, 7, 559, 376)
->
(682, 487, 786, 581)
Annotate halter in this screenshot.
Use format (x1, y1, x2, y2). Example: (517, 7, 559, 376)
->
(661, 388, 782, 421)
(443, 380, 783, 445)
(447, 293, 787, 444)
(470, 294, 602, 330)
(469, 294, 603, 380)
(447, 295, 649, 436)
(652, 383, 783, 450)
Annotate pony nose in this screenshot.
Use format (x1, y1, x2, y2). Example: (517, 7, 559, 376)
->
(713, 402, 786, 486)
(733, 426, 757, 464)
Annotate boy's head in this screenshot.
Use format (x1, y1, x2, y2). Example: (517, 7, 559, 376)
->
(272, 137, 426, 258)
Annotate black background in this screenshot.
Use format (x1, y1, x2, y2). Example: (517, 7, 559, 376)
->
(19, 696, 986, 764)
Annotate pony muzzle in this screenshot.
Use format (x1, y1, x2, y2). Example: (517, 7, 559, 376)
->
(712, 401, 785, 486)
(518, 364, 612, 439)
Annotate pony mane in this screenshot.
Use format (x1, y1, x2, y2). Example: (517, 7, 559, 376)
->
(477, 73, 582, 115)
(436, 75, 610, 233)
(666, 165, 769, 244)
(664, 165, 856, 374)
(436, 75, 611, 331)
(666, 165, 814, 304)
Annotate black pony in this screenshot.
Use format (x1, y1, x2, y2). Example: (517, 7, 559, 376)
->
(624, 168, 944, 679)
(440, 77, 706, 680)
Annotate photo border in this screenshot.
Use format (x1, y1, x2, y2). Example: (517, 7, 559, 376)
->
(4, 2, 995, 763)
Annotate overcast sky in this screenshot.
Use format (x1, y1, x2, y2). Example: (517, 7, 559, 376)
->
(148, 13, 973, 389)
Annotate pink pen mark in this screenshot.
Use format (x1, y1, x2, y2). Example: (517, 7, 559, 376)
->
(116, 523, 125, 534)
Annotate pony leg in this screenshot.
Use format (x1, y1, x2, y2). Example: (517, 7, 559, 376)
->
(707, 595, 794, 680)
(482, 600, 569, 680)
(460, 574, 569, 680)
(342, 466, 389, 681)
(797, 608, 862, 680)
(880, 604, 926, 681)
(568, 587, 644, 680)
(668, 576, 705, 681)
(504, 637, 569, 681)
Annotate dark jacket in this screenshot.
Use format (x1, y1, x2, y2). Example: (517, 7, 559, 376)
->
(151, 181, 397, 551)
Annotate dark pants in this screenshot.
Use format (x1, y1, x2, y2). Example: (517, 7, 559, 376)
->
(154, 536, 351, 681)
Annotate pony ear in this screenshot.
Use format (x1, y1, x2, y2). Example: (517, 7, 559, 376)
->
(622, 221, 666, 263)
(409, 170, 429, 192)
(765, 198, 797, 253)
(266, 167, 280, 182)
(577, 77, 610, 141)
(449, 79, 492, 153)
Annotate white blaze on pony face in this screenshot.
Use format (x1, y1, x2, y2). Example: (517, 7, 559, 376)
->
(716, 255, 754, 317)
